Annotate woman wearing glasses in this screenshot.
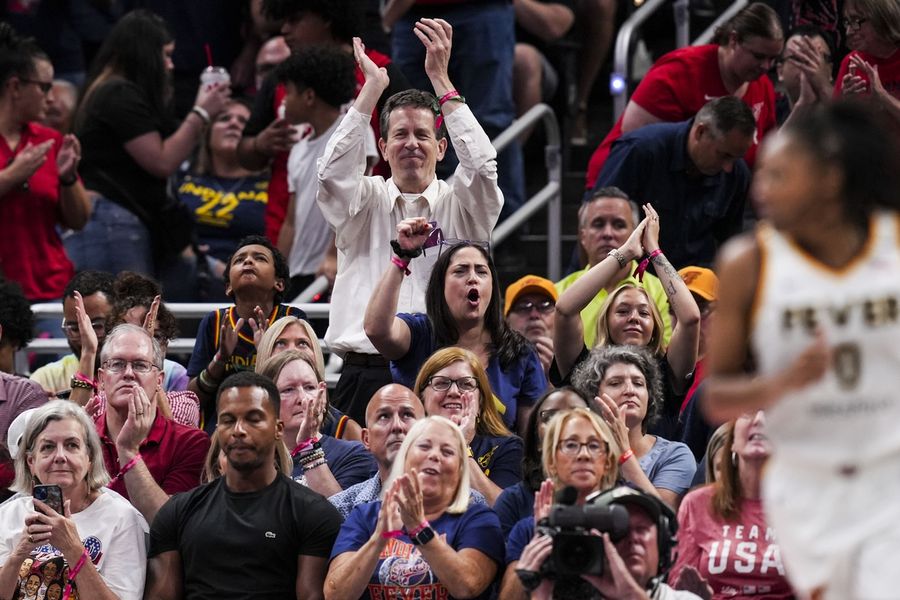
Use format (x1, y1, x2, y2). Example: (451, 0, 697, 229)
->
(498, 407, 621, 599)
(835, 0, 900, 125)
(0, 24, 89, 304)
(366, 217, 547, 436)
(412, 347, 523, 505)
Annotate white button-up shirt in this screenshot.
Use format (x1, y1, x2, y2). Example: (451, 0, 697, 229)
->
(316, 104, 503, 356)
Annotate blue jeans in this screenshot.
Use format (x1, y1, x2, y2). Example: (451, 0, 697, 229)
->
(62, 197, 154, 276)
(392, 1, 524, 218)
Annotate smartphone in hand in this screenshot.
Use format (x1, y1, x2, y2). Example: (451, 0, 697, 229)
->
(33, 484, 64, 514)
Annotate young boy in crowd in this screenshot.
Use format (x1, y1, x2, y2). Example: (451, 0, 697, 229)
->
(187, 235, 305, 429)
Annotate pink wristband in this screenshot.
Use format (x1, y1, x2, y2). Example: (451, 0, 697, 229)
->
(635, 249, 663, 282)
(407, 520, 430, 537)
(391, 256, 411, 276)
(119, 453, 143, 476)
(381, 529, 404, 540)
(437, 89, 460, 105)
(62, 548, 89, 600)
(619, 448, 635, 465)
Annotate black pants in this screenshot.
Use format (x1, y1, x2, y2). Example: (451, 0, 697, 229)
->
(332, 359, 394, 425)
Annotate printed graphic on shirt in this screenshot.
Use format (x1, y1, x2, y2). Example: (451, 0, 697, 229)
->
(179, 177, 268, 229)
(368, 537, 448, 600)
(707, 524, 784, 595)
(15, 536, 102, 600)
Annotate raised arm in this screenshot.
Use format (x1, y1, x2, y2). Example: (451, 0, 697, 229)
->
(352, 37, 390, 119)
(641, 204, 700, 386)
(703, 234, 829, 423)
(364, 218, 431, 360)
(554, 219, 648, 376)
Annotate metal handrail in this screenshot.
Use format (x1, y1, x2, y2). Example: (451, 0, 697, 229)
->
(611, 0, 672, 121)
(489, 103, 563, 280)
(693, 0, 747, 45)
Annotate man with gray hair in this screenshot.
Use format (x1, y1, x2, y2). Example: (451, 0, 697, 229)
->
(593, 96, 754, 268)
(94, 324, 209, 523)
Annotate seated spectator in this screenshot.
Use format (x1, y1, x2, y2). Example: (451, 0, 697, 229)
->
(90, 324, 210, 523)
(834, 0, 900, 127)
(0, 280, 34, 375)
(30, 271, 115, 397)
(326, 416, 504, 600)
(555, 204, 701, 438)
(493, 386, 587, 535)
(572, 345, 697, 507)
(504, 275, 557, 376)
(277, 46, 362, 298)
(329, 383, 426, 518)
(202, 428, 293, 483)
(109, 271, 189, 392)
(0, 401, 147, 599)
(318, 28, 499, 428)
(499, 406, 621, 598)
(66, 9, 230, 276)
(593, 98, 755, 269)
(146, 372, 343, 598)
(366, 219, 546, 435)
(671, 411, 792, 598)
(412, 347, 524, 505)
(41, 79, 78, 133)
(774, 26, 835, 124)
(258, 350, 376, 495)
(0, 24, 90, 304)
(556, 188, 672, 349)
(585, 2, 782, 189)
(187, 234, 305, 429)
(172, 98, 269, 301)
(257, 316, 362, 440)
(690, 421, 730, 488)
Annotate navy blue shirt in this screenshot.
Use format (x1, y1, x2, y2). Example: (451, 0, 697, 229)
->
(391, 313, 547, 429)
(494, 481, 535, 536)
(595, 119, 750, 269)
(291, 436, 377, 490)
(470, 434, 524, 489)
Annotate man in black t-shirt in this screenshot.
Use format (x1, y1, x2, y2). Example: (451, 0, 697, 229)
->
(146, 372, 342, 599)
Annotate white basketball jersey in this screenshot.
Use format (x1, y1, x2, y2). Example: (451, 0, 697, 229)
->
(750, 212, 900, 468)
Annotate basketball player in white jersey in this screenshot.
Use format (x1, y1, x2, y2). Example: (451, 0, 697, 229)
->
(703, 101, 900, 599)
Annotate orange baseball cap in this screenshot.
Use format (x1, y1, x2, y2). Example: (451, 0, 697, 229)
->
(677, 266, 719, 302)
(504, 275, 558, 316)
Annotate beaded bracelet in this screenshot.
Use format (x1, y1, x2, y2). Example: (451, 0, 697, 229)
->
(304, 458, 328, 471)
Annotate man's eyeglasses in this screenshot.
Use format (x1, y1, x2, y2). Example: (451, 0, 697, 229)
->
(842, 16, 868, 31)
(102, 359, 159, 374)
(426, 376, 479, 392)
(510, 299, 555, 315)
(61, 319, 106, 338)
(21, 79, 52, 94)
(558, 439, 608, 457)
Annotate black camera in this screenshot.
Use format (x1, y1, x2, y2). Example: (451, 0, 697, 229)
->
(537, 502, 630, 577)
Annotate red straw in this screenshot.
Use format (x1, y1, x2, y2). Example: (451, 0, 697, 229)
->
(204, 44, 213, 67)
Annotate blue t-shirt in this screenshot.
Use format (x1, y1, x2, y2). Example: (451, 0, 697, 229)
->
(638, 436, 696, 495)
(391, 313, 547, 429)
(506, 516, 535, 564)
(331, 501, 505, 600)
(494, 481, 535, 536)
(470, 433, 524, 489)
(177, 173, 268, 263)
(292, 436, 377, 490)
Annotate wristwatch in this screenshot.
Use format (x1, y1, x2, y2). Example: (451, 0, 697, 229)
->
(409, 525, 436, 546)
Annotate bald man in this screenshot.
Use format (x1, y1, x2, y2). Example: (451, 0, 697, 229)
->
(328, 384, 424, 517)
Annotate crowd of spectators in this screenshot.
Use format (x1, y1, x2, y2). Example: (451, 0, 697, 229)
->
(1, 0, 899, 598)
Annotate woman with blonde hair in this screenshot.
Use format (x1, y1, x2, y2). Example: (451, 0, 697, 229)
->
(413, 347, 524, 505)
(258, 350, 375, 497)
(256, 316, 361, 440)
(555, 203, 700, 439)
(498, 407, 620, 599)
(326, 416, 504, 600)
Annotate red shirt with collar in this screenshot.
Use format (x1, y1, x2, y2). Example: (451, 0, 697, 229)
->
(0, 121, 74, 301)
(95, 409, 210, 500)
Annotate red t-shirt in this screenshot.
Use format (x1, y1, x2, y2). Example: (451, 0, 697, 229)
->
(0, 122, 73, 301)
(585, 45, 776, 189)
(95, 410, 210, 499)
(671, 485, 794, 599)
(834, 48, 900, 100)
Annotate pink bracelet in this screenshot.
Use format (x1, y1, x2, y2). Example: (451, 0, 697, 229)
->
(62, 548, 89, 600)
(618, 448, 635, 465)
(437, 89, 460, 105)
(635, 249, 663, 282)
(391, 256, 411, 276)
(296, 436, 317, 452)
(73, 372, 97, 390)
(381, 529, 404, 540)
(407, 520, 430, 537)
